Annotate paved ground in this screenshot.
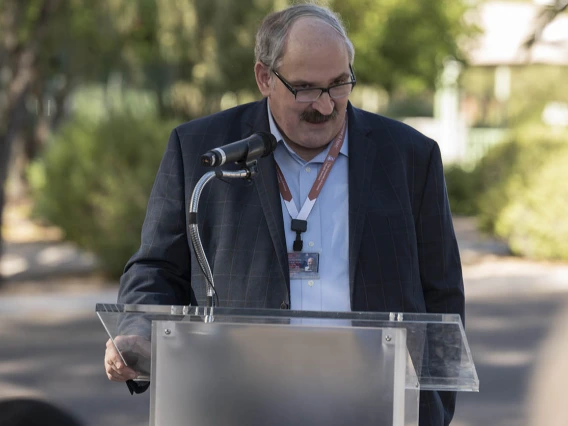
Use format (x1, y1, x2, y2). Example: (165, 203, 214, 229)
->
(1, 215, 567, 425)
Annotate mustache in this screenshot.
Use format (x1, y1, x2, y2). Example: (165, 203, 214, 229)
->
(300, 108, 338, 124)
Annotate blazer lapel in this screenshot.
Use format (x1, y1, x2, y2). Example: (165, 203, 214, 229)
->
(347, 104, 376, 301)
(242, 99, 291, 293)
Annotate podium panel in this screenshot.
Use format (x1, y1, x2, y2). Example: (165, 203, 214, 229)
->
(151, 321, 407, 426)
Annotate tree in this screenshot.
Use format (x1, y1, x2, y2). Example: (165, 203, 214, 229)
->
(524, 0, 568, 50)
(10, 0, 478, 278)
(331, 0, 477, 94)
(0, 0, 135, 271)
(0, 0, 63, 263)
(0, 0, 279, 277)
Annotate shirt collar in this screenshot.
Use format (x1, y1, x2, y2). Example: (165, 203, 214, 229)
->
(267, 99, 349, 162)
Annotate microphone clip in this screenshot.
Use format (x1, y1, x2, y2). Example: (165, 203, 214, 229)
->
(215, 158, 260, 181)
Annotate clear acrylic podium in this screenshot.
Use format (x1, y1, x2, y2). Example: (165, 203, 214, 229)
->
(97, 304, 478, 426)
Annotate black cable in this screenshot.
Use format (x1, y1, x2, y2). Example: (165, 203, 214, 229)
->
(190, 237, 219, 307)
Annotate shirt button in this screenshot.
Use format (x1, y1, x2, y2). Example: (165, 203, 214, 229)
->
(308, 281, 314, 287)
(308, 241, 315, 247)
(305, 167, 311, 173)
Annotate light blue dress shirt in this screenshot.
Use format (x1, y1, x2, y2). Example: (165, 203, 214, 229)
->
(267, 101, 350, 312)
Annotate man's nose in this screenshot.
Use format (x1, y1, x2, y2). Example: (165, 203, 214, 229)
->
(311, 92, 334, 116)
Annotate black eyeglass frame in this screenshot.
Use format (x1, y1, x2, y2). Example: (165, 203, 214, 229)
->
(271, 64, 357, 102)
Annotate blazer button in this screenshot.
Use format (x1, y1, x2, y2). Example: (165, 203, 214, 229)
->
(280, 301, 289, 310)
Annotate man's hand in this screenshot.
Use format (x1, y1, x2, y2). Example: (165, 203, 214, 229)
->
(104, 335, 150, 382)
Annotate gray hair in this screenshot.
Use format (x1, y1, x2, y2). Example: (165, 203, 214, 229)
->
(255, 3, 355, 71)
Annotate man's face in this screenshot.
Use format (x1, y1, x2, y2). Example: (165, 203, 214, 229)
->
(307, 258, 314, 268)
(255, 18, 352, 153)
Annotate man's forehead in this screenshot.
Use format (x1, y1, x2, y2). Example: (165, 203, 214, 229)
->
(286, 21, 346, 53)
(280, 18, 349, 77)
(288, 16, 340, 40)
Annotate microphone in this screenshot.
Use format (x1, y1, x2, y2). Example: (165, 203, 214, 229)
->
(200, 132, 277, 167)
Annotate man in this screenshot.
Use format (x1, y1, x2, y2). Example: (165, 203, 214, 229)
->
(305, 256, 316, 272)
(105, 4, 464, 425)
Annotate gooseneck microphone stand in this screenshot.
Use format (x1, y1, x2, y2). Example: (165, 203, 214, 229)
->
(188, 158, 262, 313)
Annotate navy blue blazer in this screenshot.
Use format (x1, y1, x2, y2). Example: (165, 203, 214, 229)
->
(119, 98, 465, 426)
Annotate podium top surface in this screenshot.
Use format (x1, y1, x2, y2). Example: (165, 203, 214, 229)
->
(96, 304, 479, 392)
(97, 303, 458, 321)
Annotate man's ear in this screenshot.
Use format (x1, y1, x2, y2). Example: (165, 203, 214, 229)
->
(254, 62, 273, 97)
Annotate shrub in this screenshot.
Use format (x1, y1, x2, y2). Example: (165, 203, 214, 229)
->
(29, 113, 179, 278)
(495, 145, 568, 261)
(473, 130, 567, 234)
(444, 164, 478, 216)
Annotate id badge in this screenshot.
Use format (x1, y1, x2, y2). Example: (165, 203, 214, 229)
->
(288, 252, 320, 280)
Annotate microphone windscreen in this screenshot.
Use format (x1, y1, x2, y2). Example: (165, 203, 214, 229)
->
(257, 132, 277, 157)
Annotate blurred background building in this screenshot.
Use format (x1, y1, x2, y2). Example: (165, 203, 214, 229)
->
(409, 0, 568, 165)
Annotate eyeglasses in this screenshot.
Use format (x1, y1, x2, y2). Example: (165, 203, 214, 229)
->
(271, 64, 356, 103)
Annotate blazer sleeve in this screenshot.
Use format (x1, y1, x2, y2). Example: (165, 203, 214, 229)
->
(416, 141, 465, 321)
(118, 127, 196, 307)
(415, 141, 465, 426)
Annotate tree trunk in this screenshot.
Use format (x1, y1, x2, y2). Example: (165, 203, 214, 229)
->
(0, 0, 62, 279)
(0, 131, 14, 273)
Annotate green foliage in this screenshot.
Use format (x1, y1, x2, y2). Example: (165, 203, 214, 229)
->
(495, 144, 568, 261)
(0, 0, 127, 84)
(444, 164, 478, 215)
(111, 0, 277, 117)
(28, 113, 178, 278)
(445, 127, 568, 261)
(3, 0, 478, 121)
(474, 129, 567, 234)
(508, 65, 568, 127)
(332, 0, 477, 93)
